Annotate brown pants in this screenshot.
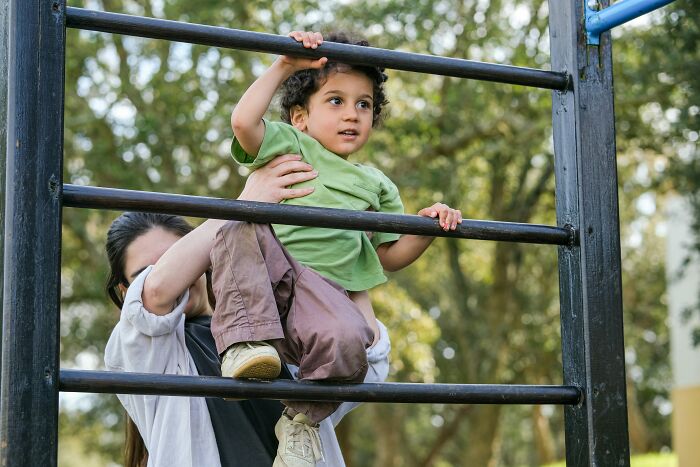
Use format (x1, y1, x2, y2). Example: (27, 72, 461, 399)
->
(210, 221, 374, 423)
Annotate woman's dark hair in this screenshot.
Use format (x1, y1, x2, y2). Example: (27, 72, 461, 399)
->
(105, 212, 200, 308)
(279, 32, 389, 127)
(106, 212, 216, 467)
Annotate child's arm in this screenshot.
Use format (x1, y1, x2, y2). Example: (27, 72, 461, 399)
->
(230, 31, 328, 156)
(375, 203, 462, 272)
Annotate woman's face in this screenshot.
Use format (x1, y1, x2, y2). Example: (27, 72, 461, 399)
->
(122, 227, 212, 319)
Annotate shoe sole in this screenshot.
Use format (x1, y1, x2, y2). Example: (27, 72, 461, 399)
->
(228, 354, 281, 380)
(222, 353, 281, 401)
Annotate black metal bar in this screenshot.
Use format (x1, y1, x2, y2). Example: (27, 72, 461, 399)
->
(60, 369, 582, 405)
(549, 0, 630, 465)
(1, 0, 66, 466)
(63, 184, 574, 245)
(65, 7, 569, 91)
(0, 0, 9, 390)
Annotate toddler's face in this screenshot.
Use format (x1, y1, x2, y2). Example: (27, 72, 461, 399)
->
(292, 70, 374, 158)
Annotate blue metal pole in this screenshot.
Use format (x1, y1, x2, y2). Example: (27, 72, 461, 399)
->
(586, 0, 676, 45)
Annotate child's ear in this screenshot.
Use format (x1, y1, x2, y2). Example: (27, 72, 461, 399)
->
(118, 283, 127, 297)
(290, 105, 308, 132)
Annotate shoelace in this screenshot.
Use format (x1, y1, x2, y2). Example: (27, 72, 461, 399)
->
(232, 342, 266, 357)
(286, 420, 324, 462)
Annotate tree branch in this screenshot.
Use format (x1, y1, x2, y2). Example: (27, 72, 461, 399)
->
(415, 405, 473, 467)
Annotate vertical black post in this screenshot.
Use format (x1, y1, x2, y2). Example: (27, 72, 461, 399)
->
(0, 0, 9, 377)
(549, 0, 630, 465)
(0, 0, 66, 466)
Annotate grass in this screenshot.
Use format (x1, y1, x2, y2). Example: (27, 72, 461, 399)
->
(543, 453, 677, 467)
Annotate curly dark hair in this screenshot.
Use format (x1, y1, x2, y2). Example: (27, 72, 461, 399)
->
(279, 32, 388, 127)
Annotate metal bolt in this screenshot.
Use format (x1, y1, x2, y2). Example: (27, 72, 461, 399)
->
(587, 0, 600, 10)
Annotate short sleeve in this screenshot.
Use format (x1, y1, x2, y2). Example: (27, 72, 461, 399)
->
(231, 120, 302, 169)
(372, 173, 404, 248)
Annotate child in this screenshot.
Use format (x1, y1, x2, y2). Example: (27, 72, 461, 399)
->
(217, 31, 461, 466)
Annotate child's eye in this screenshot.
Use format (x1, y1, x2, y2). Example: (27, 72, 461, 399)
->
(329, 97, 342, 105)
(357, 100, 371, 110)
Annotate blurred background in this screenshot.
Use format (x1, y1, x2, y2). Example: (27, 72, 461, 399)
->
(58, 0, 698, 465)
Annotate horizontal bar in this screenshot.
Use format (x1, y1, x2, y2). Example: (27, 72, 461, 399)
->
(60, 370, 582, 405)
(62, 184, 575, 245)
(65, 7, 569, 90)
(586, 0, 676, 45)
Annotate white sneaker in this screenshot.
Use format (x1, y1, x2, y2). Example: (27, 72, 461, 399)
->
(273, 409, 324, 467)
(221, 341, 281, 379)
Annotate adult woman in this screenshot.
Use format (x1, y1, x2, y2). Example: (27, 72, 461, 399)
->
(104, 155, 391, 467)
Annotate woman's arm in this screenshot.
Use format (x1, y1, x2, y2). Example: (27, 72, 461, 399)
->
(141, 155, 317, 314)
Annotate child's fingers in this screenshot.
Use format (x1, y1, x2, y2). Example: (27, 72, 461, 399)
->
(417, 207, 438, 218)
(288, 31, 323, 48)
(438, 208, 449, 230)
(304, 31, 320, 48)
(443, 209, 452, 231)
(288, 31, 311, 47)
(452, 210, 459, 229)
(288, 31, 304, 42)
(302, 31, 313, 48)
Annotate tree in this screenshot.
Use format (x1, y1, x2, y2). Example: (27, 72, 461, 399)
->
(59, 0, 680, 464)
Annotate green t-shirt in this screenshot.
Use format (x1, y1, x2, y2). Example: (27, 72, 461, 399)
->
(231, 120, 404, 291)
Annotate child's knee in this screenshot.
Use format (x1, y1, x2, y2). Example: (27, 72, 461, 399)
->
(301, 325, 370, 381)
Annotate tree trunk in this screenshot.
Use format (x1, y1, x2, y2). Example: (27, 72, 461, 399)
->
(532, 405, 557, 465)
(416, 406, 473, 467)
(462, 405, 502, 466)
(373, 406, 402, 467)
(627, 375, 653, 452)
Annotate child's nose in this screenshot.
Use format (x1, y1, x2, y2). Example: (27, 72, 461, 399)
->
(342, 108, 359, 121)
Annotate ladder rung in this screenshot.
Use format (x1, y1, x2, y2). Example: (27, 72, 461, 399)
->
(60, 369, 581, 405)
(65, 7, 569, 90)
(62, 184, 574, 245)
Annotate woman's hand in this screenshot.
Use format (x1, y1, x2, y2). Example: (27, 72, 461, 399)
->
(237, 154, 318, 203)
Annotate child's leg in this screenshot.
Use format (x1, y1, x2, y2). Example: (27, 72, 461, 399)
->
(210, 221, 374, 422)
(281, 267, 374, 423)
(209, 221, 290, 354)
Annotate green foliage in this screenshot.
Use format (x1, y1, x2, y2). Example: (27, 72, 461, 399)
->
(615, 0, 700, 345)
(58, 0, 690, 465)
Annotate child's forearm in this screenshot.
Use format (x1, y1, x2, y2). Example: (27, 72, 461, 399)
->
(376, 202, 461, 271)
(376, 235, 435, 272)
(230, 59, 295, 156)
